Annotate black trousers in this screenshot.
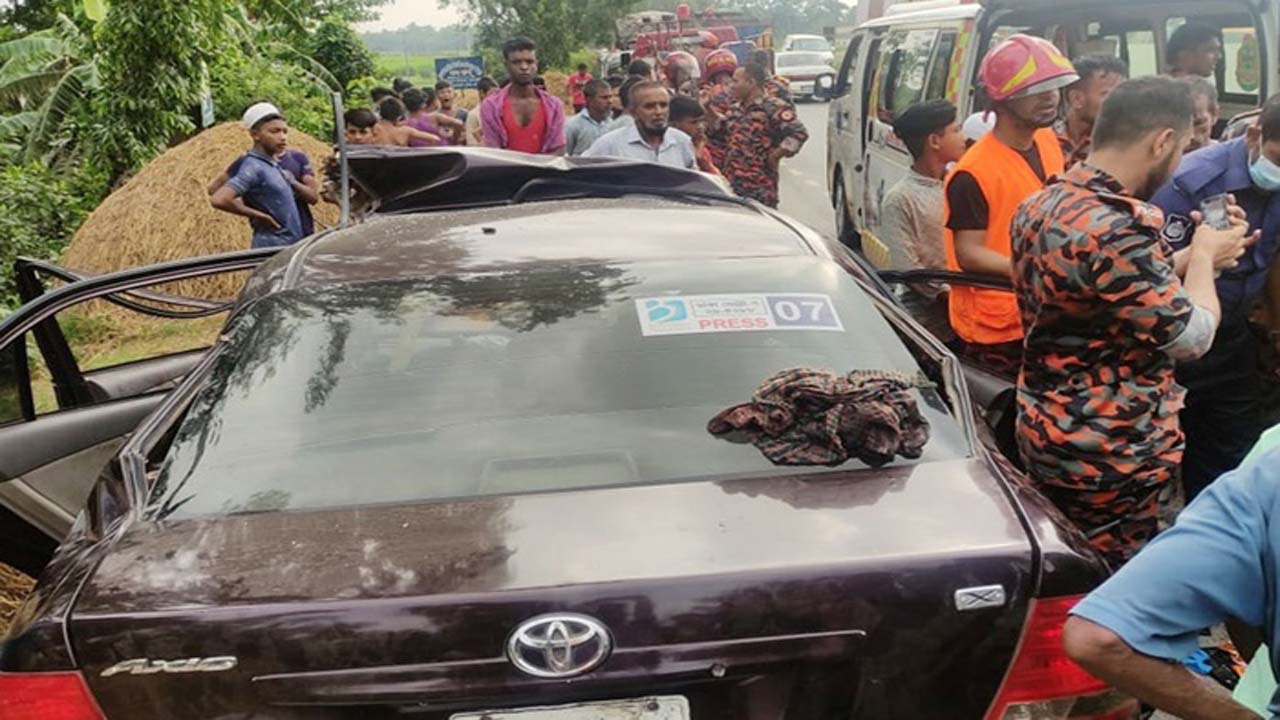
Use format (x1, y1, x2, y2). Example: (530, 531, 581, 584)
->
(1178, 318, 1266, 501)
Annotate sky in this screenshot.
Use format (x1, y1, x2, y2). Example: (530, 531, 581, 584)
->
(357, 0, 462, 33)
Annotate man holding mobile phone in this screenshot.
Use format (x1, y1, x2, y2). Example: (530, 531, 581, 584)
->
(1011, 78, 1252, 568)
(1152, 92, 1280, 502)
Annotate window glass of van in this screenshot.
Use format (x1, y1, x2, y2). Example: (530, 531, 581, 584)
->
(1125, 31, 1157, 77)
(877, 28, 938, 122)
(1223, 26, 1259, 96)
(924, 31, 958, 103)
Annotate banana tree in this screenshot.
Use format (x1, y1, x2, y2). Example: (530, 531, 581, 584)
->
(0, 14, 99, 164)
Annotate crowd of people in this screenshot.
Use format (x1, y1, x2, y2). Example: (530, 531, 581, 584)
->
(197, 19, 1280, 715)
(872, 20, 1280, 718)
(209, 34, 811, 249)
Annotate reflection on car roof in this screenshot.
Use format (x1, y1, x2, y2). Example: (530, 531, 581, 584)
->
(264, 197, 815, 296)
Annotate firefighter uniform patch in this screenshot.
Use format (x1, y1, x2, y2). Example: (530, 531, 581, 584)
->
(1161, 214, 1191, 245)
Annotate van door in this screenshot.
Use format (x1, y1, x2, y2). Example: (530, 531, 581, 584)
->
(861, 25, 961, 269)
(828, 31, 868, 246)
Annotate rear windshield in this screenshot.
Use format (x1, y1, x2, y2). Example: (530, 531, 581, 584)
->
(778, 52, 829, 68)
(151, 257, 969, 518)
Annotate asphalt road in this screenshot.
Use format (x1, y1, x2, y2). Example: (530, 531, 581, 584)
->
(777, 99, 836, 240)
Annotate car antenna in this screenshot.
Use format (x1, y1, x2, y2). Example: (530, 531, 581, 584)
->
(331, 91, 351, 228)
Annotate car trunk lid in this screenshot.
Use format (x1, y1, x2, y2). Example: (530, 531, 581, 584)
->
(70, 457, 1034, 719)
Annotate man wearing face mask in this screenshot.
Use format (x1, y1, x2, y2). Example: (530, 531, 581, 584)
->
(943, 34, 1076, 368)
(1012, 77, 1252, 568)
(1151, 93, 1280, 502)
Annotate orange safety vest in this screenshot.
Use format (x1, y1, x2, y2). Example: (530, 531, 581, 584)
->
(944, 128, 1064, 344)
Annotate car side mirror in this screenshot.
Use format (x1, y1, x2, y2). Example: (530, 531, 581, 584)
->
(815, 74, 835, 99)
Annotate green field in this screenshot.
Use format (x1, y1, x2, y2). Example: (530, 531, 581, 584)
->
(374, 52, 448, 85)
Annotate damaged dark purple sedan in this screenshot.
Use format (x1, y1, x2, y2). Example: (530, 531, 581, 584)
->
(0, 149, 1132, 719)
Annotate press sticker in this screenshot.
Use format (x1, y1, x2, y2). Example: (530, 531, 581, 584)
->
(636, 294, 844, 337)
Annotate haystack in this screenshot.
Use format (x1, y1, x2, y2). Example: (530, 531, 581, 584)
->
(0, 561, 33, 637)
(62, 122, 339, 301)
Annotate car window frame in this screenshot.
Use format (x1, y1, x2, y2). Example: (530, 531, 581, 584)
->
(0, 338, 35, 427)
(0, 250, 279, 416)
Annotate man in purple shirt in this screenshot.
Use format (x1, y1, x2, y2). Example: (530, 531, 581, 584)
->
(481, 36, 566, 155)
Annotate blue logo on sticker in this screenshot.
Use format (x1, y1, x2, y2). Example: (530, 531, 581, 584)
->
(645, 299, 688, 323)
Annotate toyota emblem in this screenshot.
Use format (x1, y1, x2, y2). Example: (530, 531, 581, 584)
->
(506, 613, 613, 678)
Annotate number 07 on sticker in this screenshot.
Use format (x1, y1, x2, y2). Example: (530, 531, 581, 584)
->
(635, 294, 844, 337)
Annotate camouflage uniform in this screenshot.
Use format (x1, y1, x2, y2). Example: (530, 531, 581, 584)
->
(1011, 164, 1195, 568)
(705, 86, 734, 170)
(714, 94, 808, 207)
(1053, 118, 1090, 171)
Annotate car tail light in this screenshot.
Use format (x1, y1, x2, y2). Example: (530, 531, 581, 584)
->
(0, 672, 104, 720)
(985, 596, 1140, 720)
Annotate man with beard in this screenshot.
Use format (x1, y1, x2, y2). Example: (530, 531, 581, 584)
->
(1151, 93, 1280, 502)
(1055, 55, 1127, 170)
(583, 80, 696, 169)
(481, 36, 566, 154)
(943, 34, 1076, 364)
(710, 62, 807, 207)
(1010, 77, 1252, 568)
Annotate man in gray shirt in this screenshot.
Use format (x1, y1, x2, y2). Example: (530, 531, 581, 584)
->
(565, 80, 615, 156)
(584, 80, 696, 169)
(879, 100, 967, 278)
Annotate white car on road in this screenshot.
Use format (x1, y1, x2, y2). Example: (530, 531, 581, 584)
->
(776, 51, 837, 101)
(782, 33, 835, 63)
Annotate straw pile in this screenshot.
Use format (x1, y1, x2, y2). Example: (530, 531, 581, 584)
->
(61, 122, 340, 301)
(0, 562, 33, 637)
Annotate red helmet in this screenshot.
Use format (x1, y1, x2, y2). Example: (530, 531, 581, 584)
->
(664, 51, 701, 81)
(980, 34, 1078, 102)
(704, 49, 738, 80)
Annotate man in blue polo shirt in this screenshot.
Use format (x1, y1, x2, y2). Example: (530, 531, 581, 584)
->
(1150, 92, 1280, 500)
(210, 102, 306, 248)
(1063, 426, 1280, 719)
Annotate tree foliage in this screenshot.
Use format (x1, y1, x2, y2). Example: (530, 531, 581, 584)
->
(442, 0, 642, 69)
(89, 0, 229, 178)
(0, 14, 98, 164)
(0, 162, 97, 309)
(0, 0, 77, 33)
(360, 24, 473, 55)
(308, 15, 375, 89)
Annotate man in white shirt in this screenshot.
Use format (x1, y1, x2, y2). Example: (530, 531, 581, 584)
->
(565, 80, 615, 156)
(584, 80, 696, 170)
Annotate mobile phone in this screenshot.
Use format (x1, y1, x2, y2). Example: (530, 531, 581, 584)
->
(1200, 193, 1231, 230)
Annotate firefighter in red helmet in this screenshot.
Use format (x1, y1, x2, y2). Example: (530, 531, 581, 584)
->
(942, 34, 1078, 364)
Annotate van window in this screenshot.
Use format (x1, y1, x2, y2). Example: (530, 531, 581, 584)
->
(835, 34, 864, 96)
(925, 31, 958, 102)
(877, 28, 939, 122)
(1224, 26, 1260, 96)
(1124, 31, 1157, 77)
(1166, 15, 1260, 120)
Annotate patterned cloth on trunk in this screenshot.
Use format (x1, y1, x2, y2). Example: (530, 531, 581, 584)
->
(708, 368, 931, 467)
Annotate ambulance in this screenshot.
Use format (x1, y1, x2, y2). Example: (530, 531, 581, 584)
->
(826, 0, 1273, 268)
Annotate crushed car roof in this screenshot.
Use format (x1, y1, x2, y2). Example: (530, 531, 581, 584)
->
(237, 195, 817, 305)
